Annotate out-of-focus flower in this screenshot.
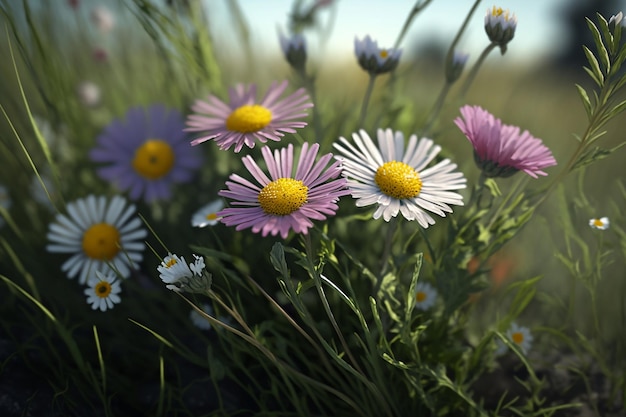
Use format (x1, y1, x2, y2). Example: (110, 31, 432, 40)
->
(77, 81, 101, 107)
(0, 184, 11, 228)
(191, 199, 224, 228)
(485, 6, 517, 49)
(190, 303, 214, 330)
(91, 6, 115, 33)
(589, 217, 610, 230)
(333, 129, 466, 227)
(218, 143, 348, 239)
(354, 35, 402, 75)
(446, 50, 469, 83)
(84, 270, 122, 312)
(608, 12, 624, 28)
(90, 105, 202, 203)
(158, 253, 209, 292)
(454, 105, 556, 179)
(93, 47, 108, 63)
(68, 0, 79, 10)
(46, 195, 147, 284)
(414, 282, 437, 310)
(186, 81, 312, 152)
(496, 322, 533, 355)
(279, 32, 307, 72)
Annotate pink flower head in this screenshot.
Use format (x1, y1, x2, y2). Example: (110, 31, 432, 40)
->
(186, 80, 313, 153)
(454, 105, 556, 178)
(218, 143, 349, 238)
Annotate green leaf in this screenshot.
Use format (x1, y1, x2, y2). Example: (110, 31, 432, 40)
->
(404, 253, 423, 323)
(270, 242, 291, 279)
(586, 17, 610, 73)
(575, 84, 593, 118)
(484, 178, 502, 197)
(582, 66, 602, 87)
(583, 46, 604, 83)
(606, 98, 626, 120)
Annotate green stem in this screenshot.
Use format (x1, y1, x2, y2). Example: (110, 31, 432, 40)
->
(392, 0, 434, 50)
(422, 82, 450, 136)
(358, 74, 377, 128)
(299, 72, 323, 146)
(459, 42, 497, 99)
(377, 218, 398, 289)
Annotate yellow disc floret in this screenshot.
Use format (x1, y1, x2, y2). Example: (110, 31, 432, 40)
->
(258, 178, 308, 216)
(82, 223, 121, 260)
(226, 105, 273, 133)
(374, 161, 422, 200)
(206, 213, 218, 221)
(95, 281, 112, 298)
(379, 50, 389, 59)
(132, 139, 175, 180)
(416, 291, 426, 302)
(165, 258, 178, 268)
(511, 332, 524, 345)
(593, 219, 604, 227)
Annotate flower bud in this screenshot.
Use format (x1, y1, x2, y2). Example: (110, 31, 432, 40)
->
(445, 51, 469, 83)
(354, 35, 402, 75)
(279, 32, 307, 73)
(485, 6, 517, 51)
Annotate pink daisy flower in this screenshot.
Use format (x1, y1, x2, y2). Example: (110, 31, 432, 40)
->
(454, 105, 557, 179)
(185, 80, 313, 152)
(218, 143, 349, 238)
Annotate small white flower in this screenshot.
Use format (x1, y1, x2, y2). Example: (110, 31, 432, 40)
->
(589, 217, 610, 230)
(190, 303, 213, 330)
(84, 270, 122, 312)
(191, 200, 224, 228)
(608, 12, 624, 27)
(77, 81, 101, 107)
(414, 282, 437, 310)
(46, 195, 147, 284)
(333, 129, 466, 226)
(91, 6, 115, 33)
(158, 253, 193, 285)
(158, 253, 207, 292)
(354, 35, 402, 75)
(190, 254, 206, 276)
(496, 322, 533, 355)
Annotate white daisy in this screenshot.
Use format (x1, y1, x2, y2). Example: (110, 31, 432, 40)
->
(46, 195, 147, 284)
(190, 303, 214, 330)
(414, 282, 437, 310)
(191, 200, 224, 228)
(589, 217, 609, 230)
(158, 253, 206, 291)
(496, 322, 533, 355)
(333, 129, 467, 227)
(84, 270, 122, 312)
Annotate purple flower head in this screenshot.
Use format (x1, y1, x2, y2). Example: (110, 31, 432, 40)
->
(90, 105, 202, 202)
(218, 143, 349, 239)
(454, 105, 556, 179)
(186, 80, 313, 153)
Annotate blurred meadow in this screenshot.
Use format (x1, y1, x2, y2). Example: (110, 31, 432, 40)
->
(1, 0, 625, 416)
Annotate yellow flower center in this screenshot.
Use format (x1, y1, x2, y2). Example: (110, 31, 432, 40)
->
(379, 50, 389, 59)
(226, 104, 272, 133)
(415, 291, 426, 302)
(593, 219, 604, 227)
(82, 223, 120, 260)
(94, 281, 112, 298)
(374, 161, 422, 200)
(258, 178, 308, 216)
(206, 213, 218, 220)
(491, 6, 510, 20)
(165, 258, 177, 268)
(132, 139, 175, 180)
(511, 332, 524, 344)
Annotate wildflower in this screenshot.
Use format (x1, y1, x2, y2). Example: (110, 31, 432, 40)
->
(93, 47, 108, 63)
(279, 32, 307, 72)
(90, 105, 202, 203)
(446, 50, 469, 83)
(354, 35, 402, 75)
(190, 303, 214, 330)
(589, 217, 610, 230)
(608, 12, 624, 28)
(158, 253, 210, 292)
(186, 80, 312, 152)
(84, 270, 122, 312)
(484, 6, 517, 49)
(496, 322, 533, 355)
(218, 142, 348, 238)
(333, 129, 466, 227)
(46, 195, 147, 284)
(91, 6, 115, 33)
(76, 81, 101, 107)
(192, 199, 224, 228)
(0, 185, 11, 227)
(454, 105, 556, 179)
(414, 282, 437, 310)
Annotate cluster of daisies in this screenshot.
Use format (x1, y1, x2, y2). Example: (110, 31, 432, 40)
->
(42, 5, 564, 317)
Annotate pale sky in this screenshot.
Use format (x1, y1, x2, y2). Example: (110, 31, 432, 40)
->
(207, 0, 582, 63)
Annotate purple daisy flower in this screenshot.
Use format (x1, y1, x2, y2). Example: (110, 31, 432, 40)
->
(454, 105, 557, 179)
(90, 105, 202, 202)
(218, 143, 349, 238)
(185, 80, 313, 153)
